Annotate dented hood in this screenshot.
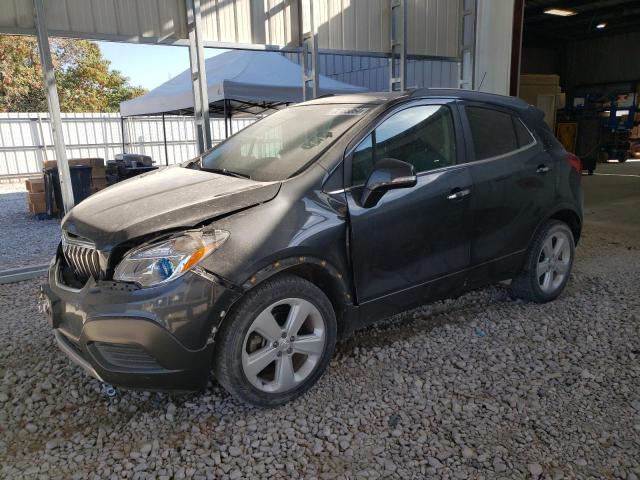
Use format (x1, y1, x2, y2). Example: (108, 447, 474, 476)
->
(62, 166, 281, 250)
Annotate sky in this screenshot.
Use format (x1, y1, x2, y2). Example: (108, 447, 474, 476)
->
(97, 41, 224, 91)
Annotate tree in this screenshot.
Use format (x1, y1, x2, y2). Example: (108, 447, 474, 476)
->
(0, 35, 146, 112)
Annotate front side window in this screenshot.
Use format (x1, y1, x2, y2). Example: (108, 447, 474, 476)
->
(200, 104, 369, 181)
(351, 105, 456, 185)
(465, 106, 534, 161)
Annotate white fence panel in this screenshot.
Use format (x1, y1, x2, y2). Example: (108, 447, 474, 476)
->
(0, 112, 256, 178)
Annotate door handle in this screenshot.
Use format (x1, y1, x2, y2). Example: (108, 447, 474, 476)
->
(536, 164, 550, 174)
(447, 188, 471, 200)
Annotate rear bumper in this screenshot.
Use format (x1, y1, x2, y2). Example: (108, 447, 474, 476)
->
(42, 260, 241, 391)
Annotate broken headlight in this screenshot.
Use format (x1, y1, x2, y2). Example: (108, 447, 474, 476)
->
(113, 230, 229, 287)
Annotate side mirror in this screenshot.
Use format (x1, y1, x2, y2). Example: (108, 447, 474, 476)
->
(361, 158, 417, 208)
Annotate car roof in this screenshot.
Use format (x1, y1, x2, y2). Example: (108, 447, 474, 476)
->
(302, 88, 529, 108)
(299, 88, 541, 123)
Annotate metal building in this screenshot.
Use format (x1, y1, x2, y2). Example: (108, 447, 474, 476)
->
(0, 0, 518, 211)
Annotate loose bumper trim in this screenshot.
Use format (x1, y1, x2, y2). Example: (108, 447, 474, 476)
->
(55, 330, 104, 382)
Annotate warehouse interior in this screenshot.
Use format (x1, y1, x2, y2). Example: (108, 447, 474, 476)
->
(518, 0, 640, 173)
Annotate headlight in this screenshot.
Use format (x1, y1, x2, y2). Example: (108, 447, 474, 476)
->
(113, 230, 229, 287)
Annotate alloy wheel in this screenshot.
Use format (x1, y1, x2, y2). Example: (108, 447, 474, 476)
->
(536, 230, 572, 294)
(241, 298, 326, 393)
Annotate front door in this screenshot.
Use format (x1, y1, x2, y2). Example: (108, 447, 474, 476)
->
(345, 101, 473, 316)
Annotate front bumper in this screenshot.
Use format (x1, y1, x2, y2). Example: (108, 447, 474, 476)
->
(42, 260, 240, 391)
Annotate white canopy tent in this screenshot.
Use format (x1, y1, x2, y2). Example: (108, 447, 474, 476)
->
(120, 50, 369, 119)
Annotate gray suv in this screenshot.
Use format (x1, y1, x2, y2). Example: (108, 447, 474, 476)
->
(42, 89, 583, 406)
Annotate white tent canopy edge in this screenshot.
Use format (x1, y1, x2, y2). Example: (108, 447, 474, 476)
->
(119, 50, 369, 118)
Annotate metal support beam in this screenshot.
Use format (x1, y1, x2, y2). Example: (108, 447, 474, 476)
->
(120, 117, 126, 153)
(33, 0, 74, 212)
(186, 0, 212, 154)
(301, 32, 319, 100)
(509, 0, 525, 97)
(459, 0, 477, 90)
(301, 1, 318, 101)
(389, 0, 406, 92)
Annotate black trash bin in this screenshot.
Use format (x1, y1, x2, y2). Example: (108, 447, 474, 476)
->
(43, 165, 93, 216)
(69, 165, 93, 204)
(44, 168, 63, 217)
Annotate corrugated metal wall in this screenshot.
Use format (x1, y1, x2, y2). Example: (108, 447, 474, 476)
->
(1, 0, 460, 58)
(284, 52, 459, 91)
(406, 0, 459, 58)
(0, 0, 188, 41)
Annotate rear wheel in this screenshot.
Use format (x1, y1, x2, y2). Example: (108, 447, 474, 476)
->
(213, 274, 337, 407)
(510, 220, 575, 303)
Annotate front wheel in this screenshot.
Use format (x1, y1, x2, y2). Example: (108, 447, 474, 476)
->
(212, 274, 337, 407)
(510, 220, 575, 303)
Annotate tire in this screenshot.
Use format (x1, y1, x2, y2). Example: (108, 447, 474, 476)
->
(212, 274, 337, 407)
(510, 220, 575, 303)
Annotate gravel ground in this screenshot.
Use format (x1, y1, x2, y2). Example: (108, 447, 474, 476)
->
(0, 171, 639, 479)
(0, 182, 60, 270)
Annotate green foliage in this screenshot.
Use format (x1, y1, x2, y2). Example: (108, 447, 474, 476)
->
(0, 35, 146, 112)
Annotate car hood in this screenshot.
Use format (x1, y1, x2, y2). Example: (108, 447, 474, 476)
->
(62, 166, 281, 250)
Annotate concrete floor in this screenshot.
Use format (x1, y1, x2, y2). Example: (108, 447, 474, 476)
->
(584, 161, 640, 234)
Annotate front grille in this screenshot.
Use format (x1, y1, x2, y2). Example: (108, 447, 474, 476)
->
(62, 234, 102, 282)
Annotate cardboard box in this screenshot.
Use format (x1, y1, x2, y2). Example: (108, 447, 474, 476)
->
(91, 178, 108, 192)
(28, 191, 45, 203)
(91, 166, 106, 179)
(25, 177, 45, 193)
(28, 198, 47, 214)
(520, 74, 560, 86)
(43, 158, 104, 170)
(26, 188, 48, 214)
(92, 177, 108, 186)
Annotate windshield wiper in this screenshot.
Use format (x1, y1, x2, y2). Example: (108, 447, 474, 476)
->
(201, 167, 251, 180)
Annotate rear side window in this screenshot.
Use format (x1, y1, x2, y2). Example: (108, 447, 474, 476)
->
(513, 117, 535, 147)
(465, 107, 535, 161)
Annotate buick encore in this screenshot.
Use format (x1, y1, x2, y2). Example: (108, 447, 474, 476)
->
(42, 89, 583, 406)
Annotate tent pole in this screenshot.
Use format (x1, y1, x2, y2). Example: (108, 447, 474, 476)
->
(228, 100, 233, 136)
(186, 0, 212, 153)
(162, 113, 169, 166)
(223, 99, 229, 138)
(33, 0, 74, 212)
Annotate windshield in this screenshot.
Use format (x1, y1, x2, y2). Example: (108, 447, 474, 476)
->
(199, 104, 369, 181)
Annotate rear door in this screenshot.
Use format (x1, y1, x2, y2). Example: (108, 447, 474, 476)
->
(345, 99, 473, 313)
(459, 103, 557, 284)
